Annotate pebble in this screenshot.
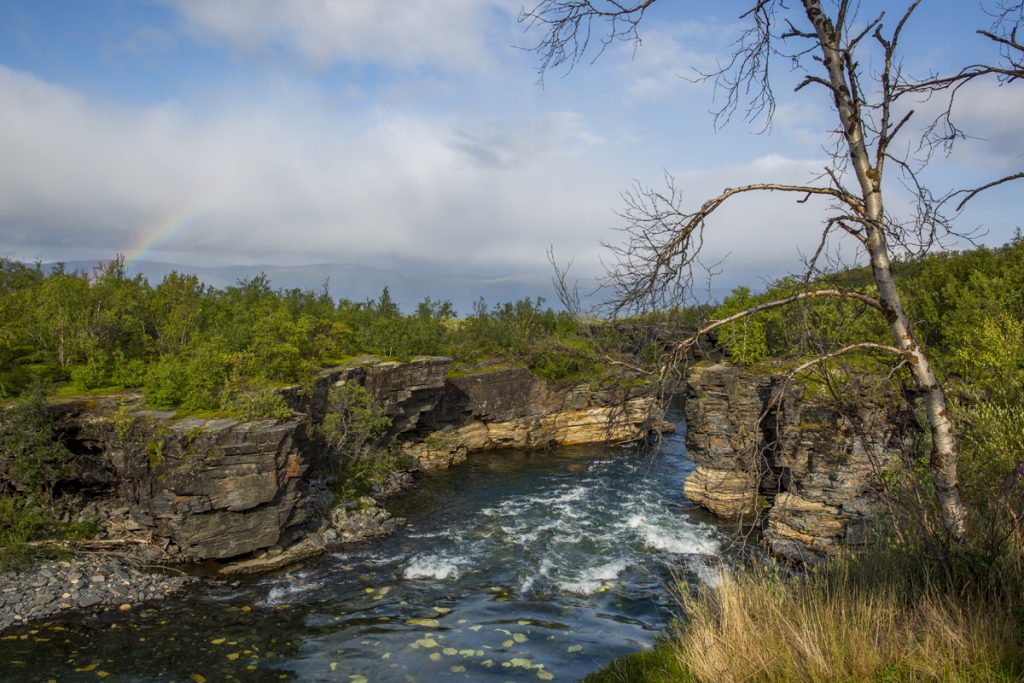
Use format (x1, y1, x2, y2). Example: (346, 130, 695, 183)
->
(0, 556, 196, 633)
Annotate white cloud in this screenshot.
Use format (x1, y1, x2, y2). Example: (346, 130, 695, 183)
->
(0, 65, 621, 274)
(615, 20, 719, 101)
(162, 0, 517, 70)
(0, 64, 876, 296)
(940, 81, 1024, 172)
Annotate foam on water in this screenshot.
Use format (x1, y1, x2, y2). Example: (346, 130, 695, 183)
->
(692, 558, 724, 588)
(526, 485, 588, 505)
(403, 554, 465, 580)
(396, 453, 725, 601)
(260, 575, 318, 606)
(0, 410, 738, 683)
(621, 510, 720, 555)
(556, 558, 632, 595)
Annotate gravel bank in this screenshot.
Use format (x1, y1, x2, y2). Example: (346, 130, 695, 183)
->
(0, 555, 195, 632)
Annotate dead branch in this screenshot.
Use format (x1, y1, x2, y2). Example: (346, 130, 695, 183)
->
(520, 0, 658, 81)
(27, 537, 163, 549)
(950, 171, 1024, 211)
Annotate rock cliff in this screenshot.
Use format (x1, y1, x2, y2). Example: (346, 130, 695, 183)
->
(404, 366, 657, 470)
(683, 363, 911, 563)
(52, 400, 311, 561)
(25, 357, 660, 565)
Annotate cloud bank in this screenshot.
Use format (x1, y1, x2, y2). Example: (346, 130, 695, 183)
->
(163, 0, 516, 70)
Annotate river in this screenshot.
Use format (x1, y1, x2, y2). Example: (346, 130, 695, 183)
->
(2, 412, 726, 682)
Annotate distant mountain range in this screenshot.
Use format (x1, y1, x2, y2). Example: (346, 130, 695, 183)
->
(43, 259, 595, 315)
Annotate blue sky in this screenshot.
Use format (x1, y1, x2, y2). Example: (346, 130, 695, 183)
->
(0, 1, 1020, 292)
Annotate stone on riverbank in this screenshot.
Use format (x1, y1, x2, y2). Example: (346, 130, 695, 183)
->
(0, 555, 195, 632)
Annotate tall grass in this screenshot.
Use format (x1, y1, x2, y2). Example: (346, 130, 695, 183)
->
(673, 548, 1024, 682)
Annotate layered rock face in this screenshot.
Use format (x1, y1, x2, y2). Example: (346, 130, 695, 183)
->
(684, 363, 909, 563)
(405, 367, 657, 470)
(55, 402, 310, 561)
(682, 364, 770, 519)
(34, 358, 659, 564)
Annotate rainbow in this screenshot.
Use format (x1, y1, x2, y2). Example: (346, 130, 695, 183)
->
(123, 207, 206, 269)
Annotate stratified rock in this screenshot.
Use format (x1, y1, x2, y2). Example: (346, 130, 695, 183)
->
(403, 367, 658, 469)
(117, 417, 307, 560)
(765, 388, 907, 562)
(21, 357, 663, 572)
(683, 465, 760, 519)
(683, 362, 909, 563)
(683, 364, 774, 520)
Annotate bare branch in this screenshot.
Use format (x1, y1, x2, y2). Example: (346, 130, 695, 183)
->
(781, 342, 908, 379)
(600, 175, 867, 314)
(520, 0, 658, 82)
(951, 171, 1024, 210)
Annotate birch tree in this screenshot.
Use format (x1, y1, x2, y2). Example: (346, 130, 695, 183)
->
(521, 0, 1023, 542)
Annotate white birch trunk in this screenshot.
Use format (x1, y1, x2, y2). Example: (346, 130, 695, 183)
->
(803, 0, 968, 540)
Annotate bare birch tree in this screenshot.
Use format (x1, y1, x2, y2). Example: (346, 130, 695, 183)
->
(519, 0, 1024, 542)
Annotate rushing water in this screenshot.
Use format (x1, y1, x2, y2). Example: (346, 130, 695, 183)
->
(2, 414, 726, 682)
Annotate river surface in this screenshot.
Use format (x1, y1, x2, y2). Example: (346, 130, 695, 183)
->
(2, 415, 727, 682)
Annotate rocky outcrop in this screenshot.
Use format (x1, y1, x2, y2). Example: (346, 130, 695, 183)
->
(53, 402, 311, 561)
(683, 363, 910, 563)
(23, 357, 660, 566)
(682, 364, 769, 519)
(403, 367, 659, 470)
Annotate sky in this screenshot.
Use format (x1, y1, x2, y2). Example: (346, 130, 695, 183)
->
(0, 0, 1021, 296)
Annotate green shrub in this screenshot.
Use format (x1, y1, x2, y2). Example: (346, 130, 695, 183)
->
(144, 340, 230, 412)
(712, 287, 769, 366)
(0, 381, 71, 496)
(530, 335, 599, 384)
(0, 495, 99, 569)
(318, 381, 397, 500)
(223, 383, 294, 421)
(0, 495, 56, 569)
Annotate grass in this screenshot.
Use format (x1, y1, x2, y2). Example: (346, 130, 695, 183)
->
(0, 496, 98, 570)
(582, 643, 693, 683)
(53, 383, 135, 398)
(591, 547, 1024, 683)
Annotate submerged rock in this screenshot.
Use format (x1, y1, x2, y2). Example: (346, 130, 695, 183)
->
(330, 497, 401, 543)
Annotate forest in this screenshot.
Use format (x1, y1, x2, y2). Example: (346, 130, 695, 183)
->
(3, 234, 1021, 409)
(0, 255, 608, 415)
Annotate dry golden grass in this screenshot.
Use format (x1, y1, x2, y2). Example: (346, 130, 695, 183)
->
(675, 554, 1024, 682)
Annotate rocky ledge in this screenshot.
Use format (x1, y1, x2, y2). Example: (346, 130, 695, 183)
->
(0, 555, 196, 632)
(403, 366, 659, 470)
(683, 362, 912, 563)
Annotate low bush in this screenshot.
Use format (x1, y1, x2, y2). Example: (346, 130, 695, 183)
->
(318, 381, 402, 500)
(0, 381, 71, 496)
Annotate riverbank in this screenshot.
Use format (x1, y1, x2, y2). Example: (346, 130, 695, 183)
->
(1, 357, 668, 637)
(0, 553, 195, 632)
(584, 546, 1024, 682)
